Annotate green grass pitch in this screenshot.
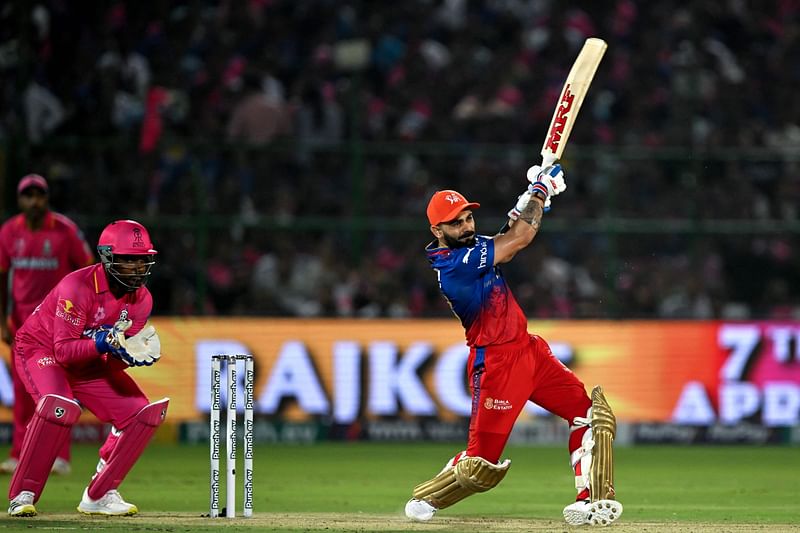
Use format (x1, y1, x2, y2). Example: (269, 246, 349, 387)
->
(0, 442, 796, 531)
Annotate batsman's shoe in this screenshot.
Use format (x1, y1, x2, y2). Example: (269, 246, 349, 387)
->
(77, 488, 138, 516)
(51, 458, 71, 476)
(0, 457, 18, 474)
(8, 490, 36, 517)
(405, 498, 437, 522)
(563, 499, 622, 526)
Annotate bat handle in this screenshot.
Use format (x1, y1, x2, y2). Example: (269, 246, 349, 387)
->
(540, 153, 558, 169)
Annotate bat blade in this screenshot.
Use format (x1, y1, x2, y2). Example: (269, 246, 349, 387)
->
(540, 37, 607, 167)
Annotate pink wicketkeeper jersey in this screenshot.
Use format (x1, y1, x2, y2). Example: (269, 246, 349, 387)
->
(0, 212, 94, 331)
(16, 264, 153, 370)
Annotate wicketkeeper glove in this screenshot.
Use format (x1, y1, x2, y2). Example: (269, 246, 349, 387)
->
(93, 320, 161, 367)
(123, 325, 162, 366)
(94, 326, 135, 366)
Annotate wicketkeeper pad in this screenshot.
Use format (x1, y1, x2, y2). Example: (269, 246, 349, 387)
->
(8, 394, 81, 501)
(589, 385, 616, 501)
(412, 455, 511, 509)
(87, 398, 169, 500)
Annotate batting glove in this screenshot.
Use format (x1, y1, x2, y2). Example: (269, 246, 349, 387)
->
(509, 187, 536, 221)
(527, 164, 565, 210)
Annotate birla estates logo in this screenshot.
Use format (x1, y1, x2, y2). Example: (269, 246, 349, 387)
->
(56, 298, 81, 326)
(484, 397, 512, 411)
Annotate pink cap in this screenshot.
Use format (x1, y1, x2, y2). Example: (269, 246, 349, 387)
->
(17, 174, 49, 194)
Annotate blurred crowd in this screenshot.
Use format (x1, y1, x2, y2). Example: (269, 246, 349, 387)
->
(1, 0, 799, 319)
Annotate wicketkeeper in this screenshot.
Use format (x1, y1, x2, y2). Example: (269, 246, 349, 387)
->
(7, 220, 168, 517)
(404, 165, 623, 526)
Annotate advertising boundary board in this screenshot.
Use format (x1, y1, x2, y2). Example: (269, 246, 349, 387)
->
(0, 319, 796, 439)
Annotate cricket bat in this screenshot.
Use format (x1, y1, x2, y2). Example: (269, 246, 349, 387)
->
(540, 37, 607, 168)
(501, 38, 606, 232)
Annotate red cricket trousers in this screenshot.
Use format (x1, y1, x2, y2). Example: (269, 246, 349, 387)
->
(466, 334, 591, 463)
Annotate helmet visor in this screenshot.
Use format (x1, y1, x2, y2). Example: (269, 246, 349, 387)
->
(101, 253, 156, 290)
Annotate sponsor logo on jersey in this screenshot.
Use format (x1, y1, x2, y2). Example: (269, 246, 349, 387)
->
(11, 257, 59, 270)
(56, 298, 81, 326)
(36, 356, 56, 368)
(478, 240, 488, 269)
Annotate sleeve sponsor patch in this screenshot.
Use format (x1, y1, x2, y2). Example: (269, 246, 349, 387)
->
(56, 298, 83, 326)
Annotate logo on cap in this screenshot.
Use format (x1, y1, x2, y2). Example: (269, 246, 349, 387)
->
(427, 190, 481, 225)
(132, 227, 144, 247)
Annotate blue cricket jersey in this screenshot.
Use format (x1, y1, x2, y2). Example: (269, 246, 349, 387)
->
(426, 235, 528, 348)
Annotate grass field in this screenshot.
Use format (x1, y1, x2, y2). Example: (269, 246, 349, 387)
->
(0, 442, 796, 532)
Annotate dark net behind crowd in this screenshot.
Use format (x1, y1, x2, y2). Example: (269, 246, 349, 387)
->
(1, 0, 798, 319)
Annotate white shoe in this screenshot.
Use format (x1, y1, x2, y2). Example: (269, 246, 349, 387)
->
(405, 498, 437, 521)
(0, 457, 18, 474)
(563, 499, 623, 526)
(51, 458, 71, 475)
(8, 490, 36, 517)
(77, 488, 138, 516)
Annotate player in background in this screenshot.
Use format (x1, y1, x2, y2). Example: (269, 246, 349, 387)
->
(0, 174, 95, 476)
(7, 219, 166, 517)
(404, 165, 623, 526)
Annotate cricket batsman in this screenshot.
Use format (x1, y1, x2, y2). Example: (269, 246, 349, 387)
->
(7, 220, 167, 517)
(404, 165, 623, 526)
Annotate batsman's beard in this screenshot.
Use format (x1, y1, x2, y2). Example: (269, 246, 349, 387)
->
(444, 232, 475, 249)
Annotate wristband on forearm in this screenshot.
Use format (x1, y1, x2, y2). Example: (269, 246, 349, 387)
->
(529, 182, 548, 202)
